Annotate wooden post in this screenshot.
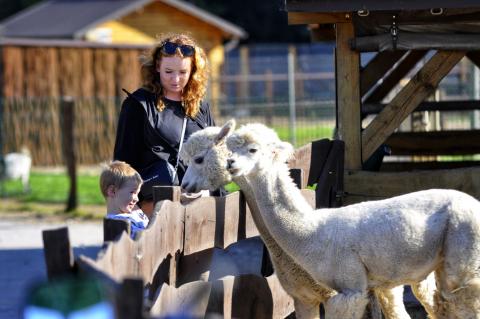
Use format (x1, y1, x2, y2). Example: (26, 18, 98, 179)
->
(104, 218, 130, 242)
(42, 227, 73, 279)
(60, 96, 77, 212)
(335, 22, 362, 169)
(116, 278, 144, 319)
(153, 186, 182, 204)
(289, 168, 305, 189)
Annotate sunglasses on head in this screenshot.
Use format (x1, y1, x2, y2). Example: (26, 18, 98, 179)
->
(161, 41, 195, 57)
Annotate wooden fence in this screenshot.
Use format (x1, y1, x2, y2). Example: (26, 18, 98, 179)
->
(43, 186, 320, 318)
(40, 140, 429, 318)
(40, 140, 346, 318)
(1, 41, 146, 165)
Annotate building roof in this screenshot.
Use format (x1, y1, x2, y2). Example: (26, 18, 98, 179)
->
(0, 0, 247, 39)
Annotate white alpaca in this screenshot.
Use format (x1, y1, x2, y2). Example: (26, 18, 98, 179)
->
(222, 122, 480, 319)
(1, 148, 32, 193)
(180, 121, 433, 319)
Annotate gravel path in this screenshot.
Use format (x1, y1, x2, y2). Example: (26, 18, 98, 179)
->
(0, 217, 103, 319)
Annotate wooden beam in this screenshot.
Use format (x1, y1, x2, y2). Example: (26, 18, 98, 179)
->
(362, 51, 465, 161)
(360, 50, 407, 97)
(288, 12, 351, 25)
(381, 161, 480, 172)
(344, 167, 480, 205)
(336, 22, 362, 169)
(365, 50, 428, 103)
(363, 100, 480, 116)
(352, 33, 480, 52)
(386, 130, 480, 155)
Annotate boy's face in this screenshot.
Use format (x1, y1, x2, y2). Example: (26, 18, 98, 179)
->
(108, 180, 141, 214)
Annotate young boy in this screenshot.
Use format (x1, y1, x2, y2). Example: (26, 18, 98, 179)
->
(100, 161, 149, 238)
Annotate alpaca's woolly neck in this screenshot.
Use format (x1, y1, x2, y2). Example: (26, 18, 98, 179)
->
(245, 161, 319, 263)
(233, 175, 335, 303)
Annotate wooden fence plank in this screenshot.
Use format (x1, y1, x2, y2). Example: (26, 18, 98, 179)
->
(150, 281, 212, 318)
(42, 227, 73, 279)
(289, 142, 312, 188)
(103, 218, 130, 242)
(177, 248, 214, 286)
(139, 200, 185, 287)
(207, 274, 294, 319)
(153, 186, 182, 203)
(184, 197, 216, 255)
(116, 278, 144, 319)
(82, 232, 137, 281)
(184, 191, 279, 255)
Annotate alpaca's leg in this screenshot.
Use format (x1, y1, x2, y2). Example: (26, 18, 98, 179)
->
(324, 290, 369, 319)
(411, 273, 438, 319)
(294, 298, 320, 319)
(436, 277, 480, 319)
(375, 286, 411, 319)
(323, 257, 370, 319)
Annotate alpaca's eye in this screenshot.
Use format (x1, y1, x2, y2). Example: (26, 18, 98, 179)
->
(249, 148, 257, 154)
(194, 157, 204, 164)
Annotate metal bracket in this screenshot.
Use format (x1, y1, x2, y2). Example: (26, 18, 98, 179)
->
(390, 15, 398, 50)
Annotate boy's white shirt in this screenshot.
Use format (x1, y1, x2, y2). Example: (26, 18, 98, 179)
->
(106, 208, 149, 238)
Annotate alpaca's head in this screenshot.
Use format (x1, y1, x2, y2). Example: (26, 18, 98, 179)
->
(180, 120, 236, 193)
(226, 123, 294, 177)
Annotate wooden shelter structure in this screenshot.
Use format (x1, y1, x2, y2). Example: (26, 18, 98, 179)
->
(285, 0, 480, 203)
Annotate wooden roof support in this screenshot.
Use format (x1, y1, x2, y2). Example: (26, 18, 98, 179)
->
(467, 51, 480, 69)
(362, 50, 465, 161)
(386, 129, 480, 156)
(363, 100, 480, 116)
(360, 50, 407, 97)
(365, 50, 428, 103)
(287, 12, 351, 25)
(336, 22, 362, 169)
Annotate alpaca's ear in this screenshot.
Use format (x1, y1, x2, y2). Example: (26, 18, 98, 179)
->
(215, 119, 236, 145)
(272, 141, 294, 163)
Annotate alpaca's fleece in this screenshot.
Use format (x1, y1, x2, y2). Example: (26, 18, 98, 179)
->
(226, 122, 480, 319)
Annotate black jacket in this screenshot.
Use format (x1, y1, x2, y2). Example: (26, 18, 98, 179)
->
(113, 88, 215, 198)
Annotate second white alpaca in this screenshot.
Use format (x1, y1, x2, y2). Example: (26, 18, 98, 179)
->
(224, 122, 480, 319)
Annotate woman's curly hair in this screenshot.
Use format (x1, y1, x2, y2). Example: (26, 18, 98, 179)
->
(141, 33, 209, 118)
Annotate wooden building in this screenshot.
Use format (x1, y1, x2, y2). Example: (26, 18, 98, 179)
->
(285, 0, 480, 203)
(0, 0, 246, 86)
(0, 0, 246, 165)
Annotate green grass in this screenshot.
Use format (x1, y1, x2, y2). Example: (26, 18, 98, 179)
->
(2, 172, 105, 205)
(274, 125, 334, 147)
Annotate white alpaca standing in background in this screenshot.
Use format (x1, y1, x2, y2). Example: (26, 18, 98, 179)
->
(180, 121, 437, 319)
(1, 147, 32, 193)
(223, 122, 480, 319)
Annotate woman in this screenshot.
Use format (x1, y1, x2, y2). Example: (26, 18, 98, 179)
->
(113, 34, 216, 217)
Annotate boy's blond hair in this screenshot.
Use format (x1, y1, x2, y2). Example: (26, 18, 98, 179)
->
(99, 161, 143, 198)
